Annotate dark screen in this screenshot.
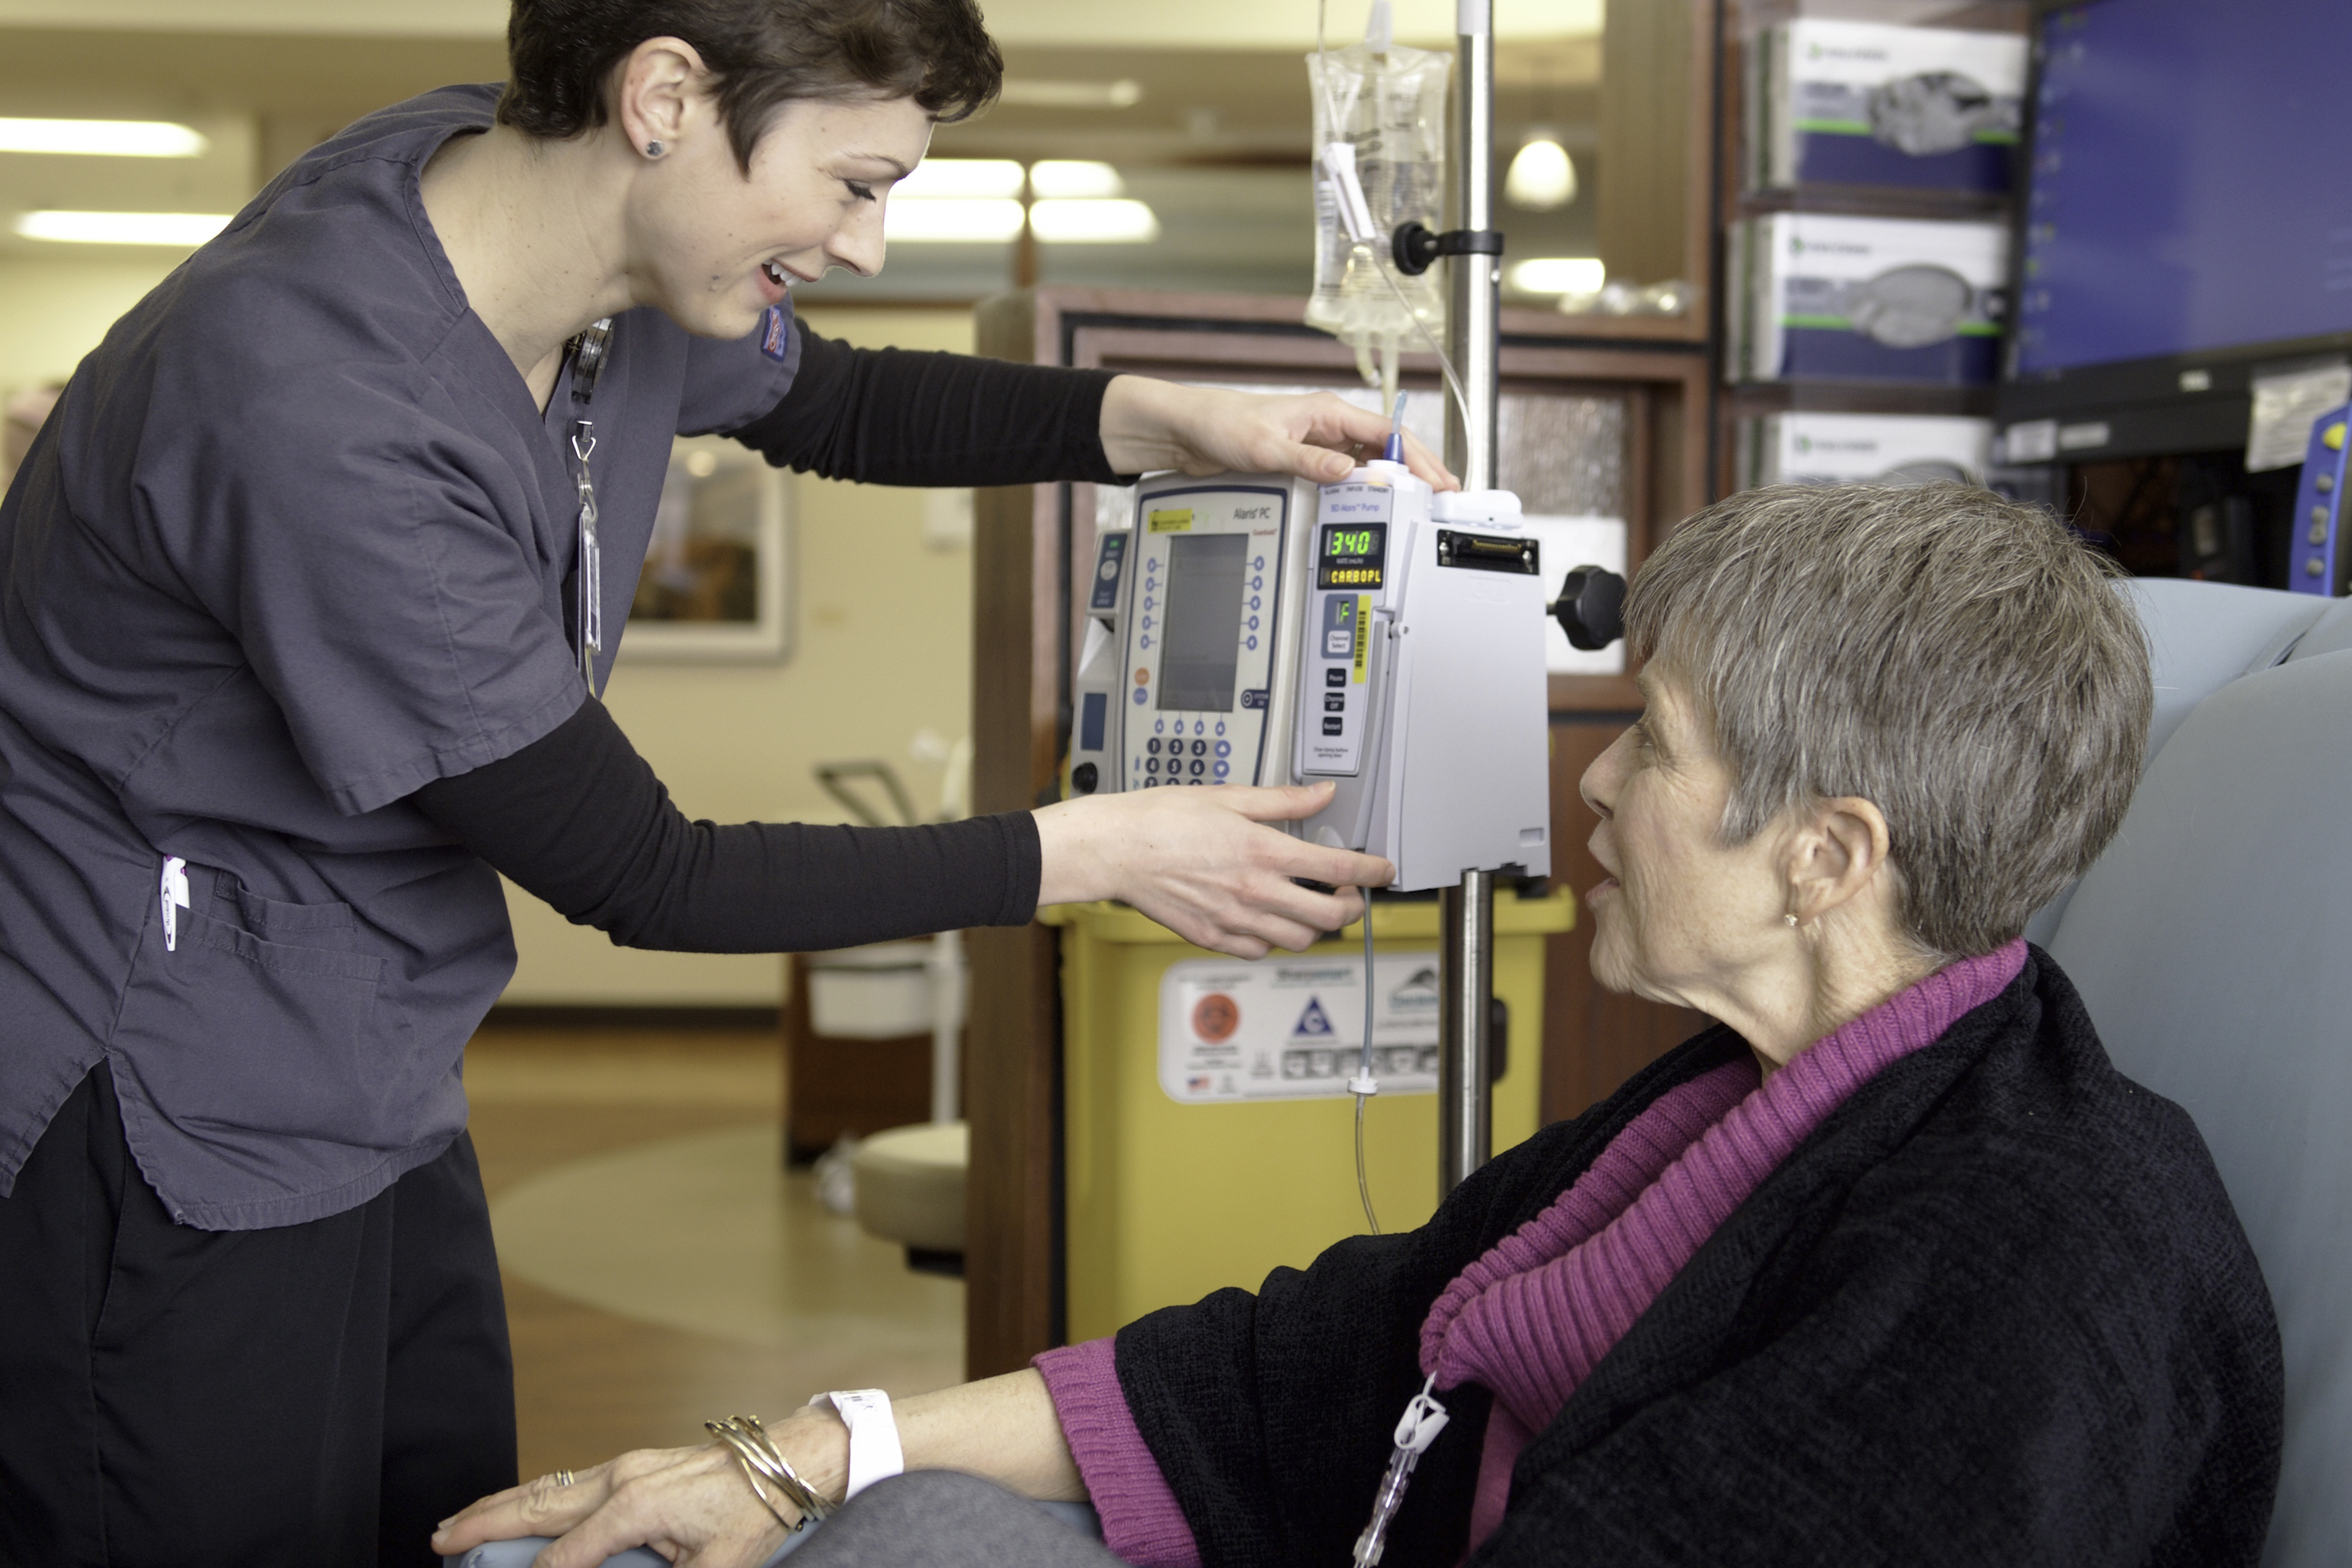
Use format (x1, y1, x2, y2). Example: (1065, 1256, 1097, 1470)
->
(1318, 523, 1388, 589)
(1156, 532, 1249, 712)
(2012, 0, 2352, 375)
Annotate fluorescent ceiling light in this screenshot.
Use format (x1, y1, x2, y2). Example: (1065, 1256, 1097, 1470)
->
(998, 79, 1144, 110)
(1029, 161, 1124, 200)
(0, 117, 206, 157)
(1508, 257, 1605, 295)
(893, 159, 1024, 199)
(884, 197, 1025, 243)
(1030, 198, 1161, 245)
(1504, 135, 1577, 211)
(14, 210, 232, 246)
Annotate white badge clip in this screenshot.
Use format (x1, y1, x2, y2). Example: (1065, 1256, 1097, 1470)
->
(159, 856, 190, 952)
(1352, 1376, 1450, 1568)
(813, 1388, 905, 1501)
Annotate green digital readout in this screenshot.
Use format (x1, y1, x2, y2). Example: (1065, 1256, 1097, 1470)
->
(1317, 522, 1388, 589)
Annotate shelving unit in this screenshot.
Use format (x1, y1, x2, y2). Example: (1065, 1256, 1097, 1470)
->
(1713, 0, 2031, 495)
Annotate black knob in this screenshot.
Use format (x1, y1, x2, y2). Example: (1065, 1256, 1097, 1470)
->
(1072, 761, 1099, 794)
(1550, 566, 1627, 652)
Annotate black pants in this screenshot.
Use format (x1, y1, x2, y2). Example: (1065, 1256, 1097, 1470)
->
(0, 1063, 517, 1568)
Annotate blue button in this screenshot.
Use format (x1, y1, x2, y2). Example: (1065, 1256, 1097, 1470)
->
(1141, 615, 1153, 629)
(1214, 761, 1230, 779)
(1214, 721, 1226, 737)
(1250, 577, 1263, 591)
(1215, 740, 1231, 756)
(1140, 634, 1152, 649)
(1194, 721, 1205, 735)
(1133, 688, 1148, 704)
(1249, 596, 1261, 610)
(1154, 719, 1165, 734)
(1253, 556, 1265, 569)
(1246, 615, 1260, 631)
(1245, 635, 1258, 651)
(1143, 596, 1156, 609)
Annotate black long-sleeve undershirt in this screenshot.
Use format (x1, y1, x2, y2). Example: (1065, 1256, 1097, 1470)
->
(411, 329, 1110, 950)
(732, 319, 1131, 488)
(413, 696, 1040, 953)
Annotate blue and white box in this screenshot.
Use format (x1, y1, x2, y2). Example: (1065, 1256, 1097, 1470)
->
(1736, 412, 1995, 491)
(1728, 213, 2009, 386)
(1748, 20, 2025, 194)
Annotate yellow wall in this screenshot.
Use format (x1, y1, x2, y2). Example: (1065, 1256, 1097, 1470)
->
(500, 305, 978, 1005)
(0, 261, 974, 1006)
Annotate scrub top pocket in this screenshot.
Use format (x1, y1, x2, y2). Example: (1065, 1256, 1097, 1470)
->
(111, 895, 413, 1149)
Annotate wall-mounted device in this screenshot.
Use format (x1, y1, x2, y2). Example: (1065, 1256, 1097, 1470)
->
(2288, 403, 2350, 596)
(1069, 464, 1576, 893)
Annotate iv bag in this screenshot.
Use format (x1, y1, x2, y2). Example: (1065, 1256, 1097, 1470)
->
(1307, 13, 1450, 400)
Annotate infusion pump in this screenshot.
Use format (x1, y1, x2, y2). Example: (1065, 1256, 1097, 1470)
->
(1067, 462, 1555, 892)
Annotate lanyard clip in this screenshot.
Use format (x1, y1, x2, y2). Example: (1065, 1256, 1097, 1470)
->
(1353, 1378, 1450, 1568)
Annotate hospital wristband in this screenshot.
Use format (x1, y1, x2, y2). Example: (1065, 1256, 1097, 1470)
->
(814, 1388, 906, 1500)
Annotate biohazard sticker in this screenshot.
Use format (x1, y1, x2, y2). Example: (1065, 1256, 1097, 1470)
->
(1157, 951, 1443, 1104)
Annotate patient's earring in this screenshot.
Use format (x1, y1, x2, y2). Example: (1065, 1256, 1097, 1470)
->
(1782, 913, 1800, 928)
(645, 140, 665, 157)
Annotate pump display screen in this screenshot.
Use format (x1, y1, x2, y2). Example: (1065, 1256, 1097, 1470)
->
(1318, 524, 1388, 589)
(1156, 532, 1250, 711)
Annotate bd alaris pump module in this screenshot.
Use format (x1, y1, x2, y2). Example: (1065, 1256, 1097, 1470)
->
(1068, 461, 1620, 892)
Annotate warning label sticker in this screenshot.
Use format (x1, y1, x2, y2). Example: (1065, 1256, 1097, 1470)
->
(1157, 951, 1442, 1104)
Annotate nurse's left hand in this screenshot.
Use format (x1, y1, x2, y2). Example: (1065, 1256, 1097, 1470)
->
(1098, 376, 1458, 492)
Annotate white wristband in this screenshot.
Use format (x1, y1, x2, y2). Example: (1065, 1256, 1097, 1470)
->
(814, 1388, 904, 1500)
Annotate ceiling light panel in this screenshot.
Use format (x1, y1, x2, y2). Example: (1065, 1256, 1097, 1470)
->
(1507, 257, 1605, 295)
(883, 197, 1026, 243)
(13, 210, 232, 246)
(1029, 161, 1124, 200)
(1029, 199, 1161, 245)
(997, 79, 1145, 109)
(0, 118, 207, 157)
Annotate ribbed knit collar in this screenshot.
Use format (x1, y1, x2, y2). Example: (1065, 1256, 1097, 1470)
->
(1420, 939, 2028, 1428)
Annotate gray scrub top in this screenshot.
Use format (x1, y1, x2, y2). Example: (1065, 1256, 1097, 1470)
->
(0, 85, 798, 1229)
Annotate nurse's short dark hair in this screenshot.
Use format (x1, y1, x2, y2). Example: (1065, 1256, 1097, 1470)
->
(498, 0, 1002, 168)
(1623, 483, 2153, 961)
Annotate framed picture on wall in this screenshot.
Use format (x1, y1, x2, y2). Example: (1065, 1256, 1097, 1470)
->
(620, 433, 794, 661)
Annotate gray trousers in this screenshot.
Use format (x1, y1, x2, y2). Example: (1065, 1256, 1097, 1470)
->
(448, 1474, 1121, 1568)
(786, 1474, 1121, 1568)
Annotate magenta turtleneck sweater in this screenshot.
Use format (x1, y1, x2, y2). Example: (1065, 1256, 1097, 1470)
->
(1035, 941, 2028, 1566)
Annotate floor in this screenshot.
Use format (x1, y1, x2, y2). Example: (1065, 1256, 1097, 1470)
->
(464, 1023, 962, 1482)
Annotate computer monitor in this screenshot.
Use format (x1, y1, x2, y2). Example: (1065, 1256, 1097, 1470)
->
(1997, 0, 2352, 462)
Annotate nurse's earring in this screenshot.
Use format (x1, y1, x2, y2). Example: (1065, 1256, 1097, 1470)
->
(644, 140, 665, 158)
(1781, 912, 1800, 928)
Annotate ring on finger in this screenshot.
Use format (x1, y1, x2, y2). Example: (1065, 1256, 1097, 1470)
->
(554, 1471, 575, 1488)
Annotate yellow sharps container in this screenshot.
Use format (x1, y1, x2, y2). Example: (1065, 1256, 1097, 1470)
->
(1050, 890, 1574, 1343)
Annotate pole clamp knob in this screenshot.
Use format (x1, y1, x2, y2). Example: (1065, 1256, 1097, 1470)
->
(1391, 221, 1507, 277)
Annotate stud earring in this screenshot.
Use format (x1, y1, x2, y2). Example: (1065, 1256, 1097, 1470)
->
(645, 140, 665, 157)
(1782, 913, 1799, 928)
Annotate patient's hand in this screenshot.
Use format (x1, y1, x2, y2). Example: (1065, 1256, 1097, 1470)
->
(431, 1426, 835, 1568)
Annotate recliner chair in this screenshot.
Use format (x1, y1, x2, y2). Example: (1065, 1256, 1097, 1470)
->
(2043, 583, 2350, 1567)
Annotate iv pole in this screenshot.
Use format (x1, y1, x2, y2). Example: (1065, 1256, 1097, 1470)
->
(1436, 0, 1502, 1196)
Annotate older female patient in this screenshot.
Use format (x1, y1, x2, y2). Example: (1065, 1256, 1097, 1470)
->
(441, 484, 2282, 1568)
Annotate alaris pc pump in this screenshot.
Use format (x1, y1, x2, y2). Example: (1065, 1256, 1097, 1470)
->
(1067, 455, 1625, 892)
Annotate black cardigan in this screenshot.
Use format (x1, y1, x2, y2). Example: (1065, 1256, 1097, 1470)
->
(1114, 950, 2283, 1567)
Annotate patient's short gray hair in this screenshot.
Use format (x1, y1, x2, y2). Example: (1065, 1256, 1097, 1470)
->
(1625, 483, 2152, 959)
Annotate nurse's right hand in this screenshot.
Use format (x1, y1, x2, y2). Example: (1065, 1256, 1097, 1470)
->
(1033, 780, 1394, 958)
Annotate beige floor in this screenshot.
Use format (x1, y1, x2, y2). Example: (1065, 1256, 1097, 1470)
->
(465, 1023, 962, 1481)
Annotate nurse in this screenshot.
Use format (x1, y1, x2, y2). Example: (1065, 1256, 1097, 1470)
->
(0, 2, 1434, 1563)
